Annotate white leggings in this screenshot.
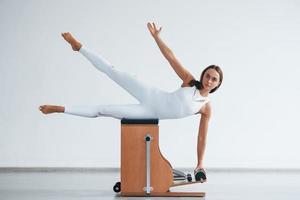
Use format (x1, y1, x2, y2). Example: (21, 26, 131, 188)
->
(64, 47, 159, 119)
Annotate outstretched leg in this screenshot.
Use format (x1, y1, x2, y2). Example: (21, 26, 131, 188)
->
(62, 32, 159, 103)
(39, 104, 156, 119)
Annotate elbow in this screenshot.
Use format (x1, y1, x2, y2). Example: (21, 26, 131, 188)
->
(202, 113, 211, 121)
(206, 114, 211, 120)
(201, 104, 212, 119)
(166, 51, 176, 62)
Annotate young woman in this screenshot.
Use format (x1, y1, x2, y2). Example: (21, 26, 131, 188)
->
(39, 22, 223, 182)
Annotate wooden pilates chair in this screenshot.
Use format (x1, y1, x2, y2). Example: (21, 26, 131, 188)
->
(112, 118, 205, 197)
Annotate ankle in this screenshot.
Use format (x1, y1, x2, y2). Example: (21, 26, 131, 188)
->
(75, 43, 82, 51)
(54, 106, 65, 113)
(50, 105, 64, 113)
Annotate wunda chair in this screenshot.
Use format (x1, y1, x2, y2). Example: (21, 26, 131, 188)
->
(113, 118, 205, 197)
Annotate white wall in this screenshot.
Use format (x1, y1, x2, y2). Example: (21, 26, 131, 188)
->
(1, 0, 300, 169)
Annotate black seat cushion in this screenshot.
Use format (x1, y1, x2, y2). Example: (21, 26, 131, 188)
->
(121, 118, 159, 124)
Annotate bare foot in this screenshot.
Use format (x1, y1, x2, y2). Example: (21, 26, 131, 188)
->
(39, 105, 64, 114)
(61, 32, 82, 51)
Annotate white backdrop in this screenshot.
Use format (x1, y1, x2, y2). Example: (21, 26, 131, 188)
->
(1, 0, 300, 169)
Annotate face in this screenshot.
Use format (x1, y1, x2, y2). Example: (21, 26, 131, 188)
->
(201, 68, 220, 91)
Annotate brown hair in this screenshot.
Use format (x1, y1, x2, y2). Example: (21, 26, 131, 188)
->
(189, 65, 223, 93)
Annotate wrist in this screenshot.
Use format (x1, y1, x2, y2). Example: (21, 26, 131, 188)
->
(153, 35, 160, 40)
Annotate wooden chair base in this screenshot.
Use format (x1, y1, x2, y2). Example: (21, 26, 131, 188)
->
(119, 119, 205, 197)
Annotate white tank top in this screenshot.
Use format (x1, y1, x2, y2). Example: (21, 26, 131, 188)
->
(148, 86, 209, 119)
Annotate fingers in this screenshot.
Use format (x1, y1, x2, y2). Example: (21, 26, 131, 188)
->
(147, 22, 152, 31)
(147, 22, 159, 30)
(152, 22, 157, 30)
(147, 22, 162, 36)
(152, 22, 162, 32)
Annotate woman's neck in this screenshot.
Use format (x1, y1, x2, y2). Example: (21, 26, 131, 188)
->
(199, 89, 209, 97)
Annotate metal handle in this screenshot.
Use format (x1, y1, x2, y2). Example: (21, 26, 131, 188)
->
(143, 134, 153, 194)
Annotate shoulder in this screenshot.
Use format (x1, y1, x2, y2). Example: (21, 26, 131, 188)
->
(200, 102, 212, 118)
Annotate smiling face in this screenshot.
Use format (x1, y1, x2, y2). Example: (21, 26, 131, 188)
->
(200, 65, 223, 93)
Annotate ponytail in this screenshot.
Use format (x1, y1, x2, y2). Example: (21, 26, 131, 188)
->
(188, 79, 201, 90)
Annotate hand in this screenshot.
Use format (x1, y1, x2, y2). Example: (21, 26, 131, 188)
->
(147, 22, 162, 38)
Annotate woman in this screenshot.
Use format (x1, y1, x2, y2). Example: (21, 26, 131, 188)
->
(39, 22, 223, 182)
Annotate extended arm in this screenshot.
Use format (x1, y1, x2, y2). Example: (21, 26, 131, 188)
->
(147, 22, 194, 83)
(196, 103, 211, 169)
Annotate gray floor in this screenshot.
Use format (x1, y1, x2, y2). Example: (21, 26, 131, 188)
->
(0, 169, 300, 200)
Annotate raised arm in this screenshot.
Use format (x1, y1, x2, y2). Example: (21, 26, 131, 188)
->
(147, 22, 194, 84)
